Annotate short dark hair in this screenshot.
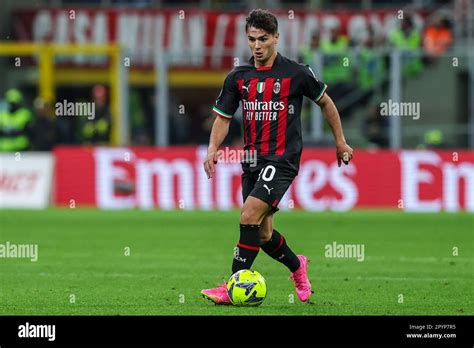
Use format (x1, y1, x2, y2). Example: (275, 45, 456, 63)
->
(245, 9, 278, 35)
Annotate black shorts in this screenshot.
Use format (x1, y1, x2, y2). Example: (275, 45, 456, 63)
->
(241, 162, 297, 213)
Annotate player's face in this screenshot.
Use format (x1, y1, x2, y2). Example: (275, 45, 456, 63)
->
(247, 27, 279, 65)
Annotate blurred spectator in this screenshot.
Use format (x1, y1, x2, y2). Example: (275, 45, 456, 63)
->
(417, 129, 446, 149)
(389, 14, 423, 77)
(31, 97, 56, 151)
(356, 25, 386, 105)
(320, 25, 354, 118)
(169, 95, 191, 144)
(298, 30, 321, 65)
(0, 88, 33, 152)
(81, 85, 111, 145)
(320, 26, 350, 85)
(361, 103, 389, 148)
(423, 16, 453, 62)
(129, 90, 150, 145)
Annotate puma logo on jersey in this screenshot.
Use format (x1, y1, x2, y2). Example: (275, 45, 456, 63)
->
(263, 184, 274, 195)
(242, 85, 249, 92)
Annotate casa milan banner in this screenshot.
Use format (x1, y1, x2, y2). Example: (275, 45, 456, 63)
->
(12, 9, 428, 69)
(53, 147, 474, 212)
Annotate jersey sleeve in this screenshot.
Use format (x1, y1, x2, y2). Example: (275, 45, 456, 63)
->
(300, 65, 327, 103)
(212, 71, 240, 120)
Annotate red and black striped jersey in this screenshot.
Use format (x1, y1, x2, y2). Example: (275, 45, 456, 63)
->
(212, 53, 327, 173)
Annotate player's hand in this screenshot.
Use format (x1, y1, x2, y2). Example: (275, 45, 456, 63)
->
(203, 146, 218, 179)
(336, 142, 353, 167)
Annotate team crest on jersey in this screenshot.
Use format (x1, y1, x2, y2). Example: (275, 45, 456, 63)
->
(256, 82, 265, 93)
(273, 81, 281, 94)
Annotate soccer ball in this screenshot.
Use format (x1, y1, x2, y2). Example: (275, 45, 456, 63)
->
(226, 269, 267, 306)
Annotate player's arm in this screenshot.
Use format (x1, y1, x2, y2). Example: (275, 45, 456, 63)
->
(204, 117, 231, 179)
(300, 64, 354, 167)
(316, 93, 353, 167)
(204, 70, 240, 179)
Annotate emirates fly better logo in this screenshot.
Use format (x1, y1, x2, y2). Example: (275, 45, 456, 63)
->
(242, 80, 286, 121)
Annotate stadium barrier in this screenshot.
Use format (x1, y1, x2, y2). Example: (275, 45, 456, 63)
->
(0, 152, 54, 208)
(52, 146, 474, 212)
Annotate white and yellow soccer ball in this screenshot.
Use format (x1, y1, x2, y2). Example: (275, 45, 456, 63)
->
(226, 269, 267, 306)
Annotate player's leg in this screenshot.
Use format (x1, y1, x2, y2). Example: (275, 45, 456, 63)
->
(260, 212, 312, 302)
(259, 214, 300, 272)
(259, 212, 274, 243)
(201, 170, 269, 305)
(231, 196, 272, 274)
(253, 165, 313, 302)
(201, 195, 271, 305)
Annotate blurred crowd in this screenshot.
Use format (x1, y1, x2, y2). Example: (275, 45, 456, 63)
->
(297, 13, 453, 148)
(0, 14, 454, 152)
(0, 85, 112, 152)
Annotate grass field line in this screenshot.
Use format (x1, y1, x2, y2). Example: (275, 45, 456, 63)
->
(2, 272, 471, 282)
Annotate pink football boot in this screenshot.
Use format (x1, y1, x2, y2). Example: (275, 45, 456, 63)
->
(201, 283, 231, 305)
(289, 255, 312, 302)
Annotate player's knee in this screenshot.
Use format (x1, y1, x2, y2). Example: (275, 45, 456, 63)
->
(240, 207, 260, 225)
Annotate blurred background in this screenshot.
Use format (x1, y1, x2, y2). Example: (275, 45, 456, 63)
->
(0, 0, 473, 211)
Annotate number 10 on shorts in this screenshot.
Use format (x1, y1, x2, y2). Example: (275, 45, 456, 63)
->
(257, 165, 276, 182)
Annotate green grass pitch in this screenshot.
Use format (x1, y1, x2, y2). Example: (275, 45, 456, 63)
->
(0, 209, 472, 315)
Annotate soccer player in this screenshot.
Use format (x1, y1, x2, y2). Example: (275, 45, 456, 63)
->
(201, 9, 353, 304)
